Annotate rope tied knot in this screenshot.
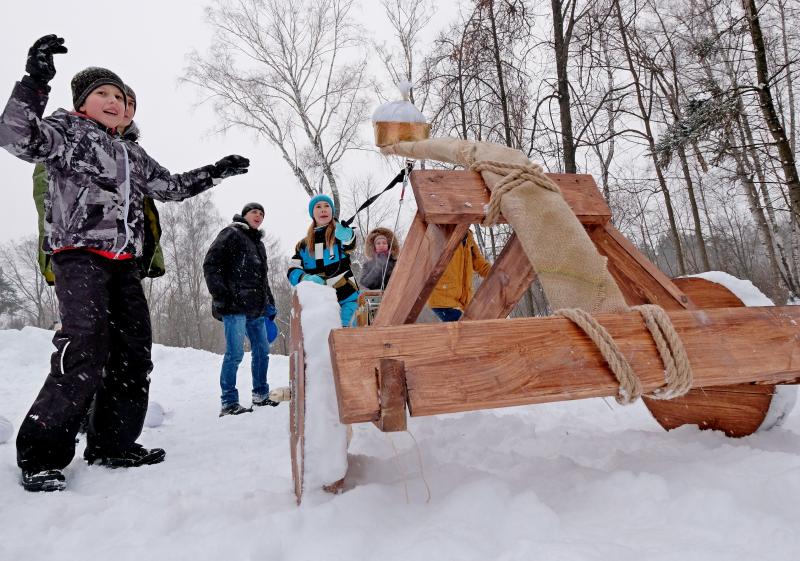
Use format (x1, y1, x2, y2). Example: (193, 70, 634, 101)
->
(470, 160, 561, 226)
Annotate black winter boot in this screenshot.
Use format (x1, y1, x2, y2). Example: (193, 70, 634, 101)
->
(219, 403, 253, 417)
(84, 443, 166, 468)
(21, 469, 66, 492)
(252, 396, 280, 407)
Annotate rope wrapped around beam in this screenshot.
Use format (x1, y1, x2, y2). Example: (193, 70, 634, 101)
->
(555, 306, 694, 404)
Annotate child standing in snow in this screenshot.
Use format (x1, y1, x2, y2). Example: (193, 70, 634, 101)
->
(0, 35, 250, 492)
(359, 227, 400, 290)
(287, 194, 360, 327)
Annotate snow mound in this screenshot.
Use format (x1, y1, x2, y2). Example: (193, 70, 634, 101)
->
(0, 415, 12, 444)
(295, 282, 348, 491)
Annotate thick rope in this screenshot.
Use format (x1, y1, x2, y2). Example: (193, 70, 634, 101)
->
(555, 308, 642, 404)
(470, 160, 561, 226)
(632, 305, 694, 399)
(555, 306, 693, 404)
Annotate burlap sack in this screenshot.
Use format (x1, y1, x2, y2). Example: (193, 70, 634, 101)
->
(382, 138, 628, 313)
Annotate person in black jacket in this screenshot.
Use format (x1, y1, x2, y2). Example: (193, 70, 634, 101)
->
(204, 202, 278, 417)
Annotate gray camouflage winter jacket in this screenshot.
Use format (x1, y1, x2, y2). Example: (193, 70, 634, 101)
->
(0, 78, 217, 257)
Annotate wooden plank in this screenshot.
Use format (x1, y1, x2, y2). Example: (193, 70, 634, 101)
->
(587, 223, 694, 310)
(289, 292, 306, 505)
(372, 359, 408, 432)
(461, 233, 536, 320)
(329, 305, 800, 423)
(411, 170, 612, 226)
(373, 213, 469, 326)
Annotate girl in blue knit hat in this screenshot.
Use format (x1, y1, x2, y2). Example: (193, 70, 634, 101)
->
(287, 194, 360, 327)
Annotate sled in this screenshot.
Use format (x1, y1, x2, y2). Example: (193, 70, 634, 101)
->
(289, 169, 800, 504)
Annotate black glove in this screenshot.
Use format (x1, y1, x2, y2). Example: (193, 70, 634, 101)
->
(211, 155, 250, 179)
(26, 35, 67, 85)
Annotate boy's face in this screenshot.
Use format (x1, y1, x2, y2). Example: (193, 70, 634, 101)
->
(79, 84, 125, 129)
(120, 97, 136, 130)
(313, 201, 332, 226)
(243, 208, 264, 229)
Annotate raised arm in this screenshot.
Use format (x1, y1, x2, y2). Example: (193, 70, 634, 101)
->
(0, 35, 68, 163)
(139, 153, 250, 202)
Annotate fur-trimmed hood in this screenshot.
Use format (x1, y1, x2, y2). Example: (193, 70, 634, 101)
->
(365, 227, 400, 259)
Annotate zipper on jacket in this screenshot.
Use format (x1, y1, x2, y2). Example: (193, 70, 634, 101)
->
(114, 142, 133, 259)
(59, 340, 71, 376)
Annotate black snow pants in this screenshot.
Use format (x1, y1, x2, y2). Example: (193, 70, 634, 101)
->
(16, 250, 154, 472)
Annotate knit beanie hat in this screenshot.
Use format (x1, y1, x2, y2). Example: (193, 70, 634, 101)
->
(241, 202, 265, 216)
(124, 84, 137, 112)
(71, 67, 126, 110)
(308, 194, 335, 218)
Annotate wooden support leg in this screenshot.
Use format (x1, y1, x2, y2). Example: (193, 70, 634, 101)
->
(373, 359, 408, 432)
(462, 233, 537, 320)
(586, 223, 694, 310)
(374, 213, 469, 326)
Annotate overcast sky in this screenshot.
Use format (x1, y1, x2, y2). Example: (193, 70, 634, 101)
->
(0, 0, 457, 253)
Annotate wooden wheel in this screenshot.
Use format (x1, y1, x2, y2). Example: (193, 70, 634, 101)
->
(289, 292, 306, 505)
(642, 277, 775, 437)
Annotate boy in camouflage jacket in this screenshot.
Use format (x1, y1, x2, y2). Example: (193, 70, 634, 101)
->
(0, 35, 250, 492)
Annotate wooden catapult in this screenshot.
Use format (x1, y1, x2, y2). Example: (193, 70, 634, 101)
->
(289, 170, 800, 502)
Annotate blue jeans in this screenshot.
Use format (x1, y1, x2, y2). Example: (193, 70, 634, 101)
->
(339, 292, 360, 328)
(432, 307, 463, 322)
(220, 314, 270, 407)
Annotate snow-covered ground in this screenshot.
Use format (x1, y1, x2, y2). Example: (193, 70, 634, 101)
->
(3, 325, 800, 560)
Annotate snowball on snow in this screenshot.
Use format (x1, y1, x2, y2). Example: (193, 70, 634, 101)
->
(144, 401, 165, 428)
(0, 415, 12, 444)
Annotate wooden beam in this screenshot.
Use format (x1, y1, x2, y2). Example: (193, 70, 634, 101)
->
(411, 170, 612, 226)
(329, 305, 800, 423)
(461, 233, 536, 320)
(373, 213, 469, 326)
(289, 292, 306, 505)
(372, 359, 408, 432)
(587, 223, 694, 310)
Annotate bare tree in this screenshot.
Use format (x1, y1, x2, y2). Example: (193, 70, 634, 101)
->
(375, 0, 434, 105)
(148, 194, 225, 351)
(0, 237, 58, 328)
(184, 0, 370, 214)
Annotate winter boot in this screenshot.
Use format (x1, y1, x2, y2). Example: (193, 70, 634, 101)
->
(84, 443, 166, 468)
(252, 395, 280, 407)
(21, 469, 66, 492)
(219, 403, 253, 417)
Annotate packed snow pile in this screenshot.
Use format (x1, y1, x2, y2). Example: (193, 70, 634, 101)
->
(295, 282, 348, 490)
(2, 325, 800, 560)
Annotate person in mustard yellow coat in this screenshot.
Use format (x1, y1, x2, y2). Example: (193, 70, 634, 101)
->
(428, 229, 491, 321)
